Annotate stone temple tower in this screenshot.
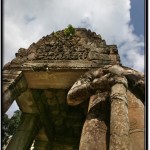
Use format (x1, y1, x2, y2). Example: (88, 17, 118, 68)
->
(2, 27, 144, 150)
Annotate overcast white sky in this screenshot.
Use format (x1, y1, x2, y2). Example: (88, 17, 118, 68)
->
(3, 0, 145, 116)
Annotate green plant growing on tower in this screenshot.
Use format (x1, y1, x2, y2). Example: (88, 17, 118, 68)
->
(54, 32, 60, 38)
(64, 24, 75, 36)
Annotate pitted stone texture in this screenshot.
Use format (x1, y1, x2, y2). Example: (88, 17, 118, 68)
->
(80, 119, 108, 150)
(2, 70, 28, 114)
(79, 92, 110, 150)
(110, 80, 130, 150)
(34, 127, 52, 149)
(41, 89, 87, 150)
(3, 28, 120, 71)
(3, 26, 145, 150)
(16, 89, 38, 113)
(127, 90, 144, 150)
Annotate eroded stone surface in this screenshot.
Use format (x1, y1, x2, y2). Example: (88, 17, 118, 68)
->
(2, 71, 28, 114)
(110, 80, 130, 150)
(31, 89, 87, 150)
(3, 28, 145, 150)
(67, 65, 144, 150)
(79, 92, 110, 150)
(3, 28, 120, 71)
(127, 90, 144, 150)
(16, 89, 38, 113)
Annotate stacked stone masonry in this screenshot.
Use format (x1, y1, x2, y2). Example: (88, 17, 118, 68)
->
(4, 28, 120, 70)
(2, 28, 144, 150)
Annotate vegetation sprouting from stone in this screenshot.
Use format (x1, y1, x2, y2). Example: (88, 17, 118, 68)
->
(54, 32, 60, 38)
(64, 24, 75, 36)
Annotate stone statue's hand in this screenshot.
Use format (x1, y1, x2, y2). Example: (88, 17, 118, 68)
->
(90, 73, 114, 91)
(90, 73, 128, 91)
(103, 65, 125, 75)
(102, 65, 144, 103)
(103, 64, 144, 79)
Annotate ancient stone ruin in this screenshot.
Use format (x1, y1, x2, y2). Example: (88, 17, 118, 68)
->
(3, 27, 144, 150)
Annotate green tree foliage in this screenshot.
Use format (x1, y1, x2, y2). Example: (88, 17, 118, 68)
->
(2, 114, 10, 146)
(2, 110, 22, 146)
(64, 24, 75, 36)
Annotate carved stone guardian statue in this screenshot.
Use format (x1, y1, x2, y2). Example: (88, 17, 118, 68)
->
(67, 65, 144, 150)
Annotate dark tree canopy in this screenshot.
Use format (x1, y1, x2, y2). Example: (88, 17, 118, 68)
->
(2, 110, 22, 147)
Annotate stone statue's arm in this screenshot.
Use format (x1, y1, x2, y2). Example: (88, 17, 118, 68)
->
(67, 64, 145, 106)
(67, 71, 95, 106)
(67, 79, 94, 106)
(67, 68, 103, 106)
(67, 68, 110, 106)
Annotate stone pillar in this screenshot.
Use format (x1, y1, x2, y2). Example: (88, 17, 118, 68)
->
(79, 92, 110, 150)
(2, 71, 27, 114)
(6, 113, 41, 150)
(109, 76, 131, 150)
(31, 89, 54, 142)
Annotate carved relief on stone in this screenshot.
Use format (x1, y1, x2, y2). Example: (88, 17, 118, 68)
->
(5, 28, 120, 69)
